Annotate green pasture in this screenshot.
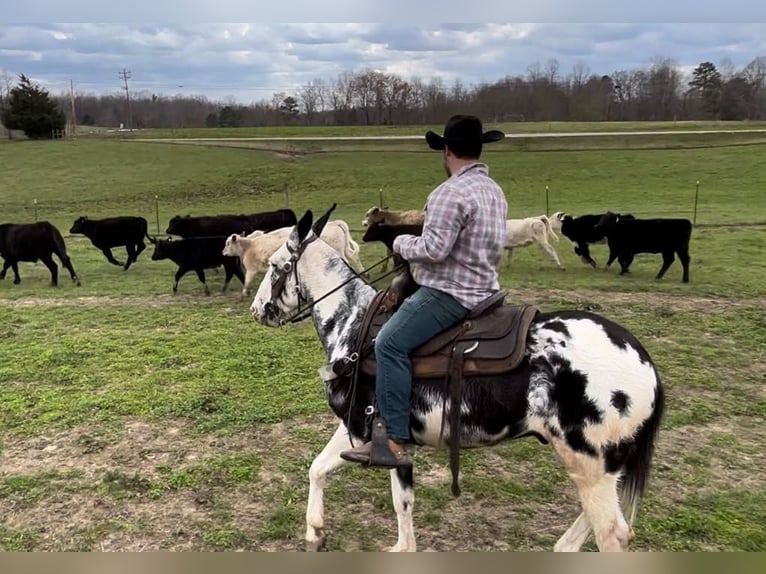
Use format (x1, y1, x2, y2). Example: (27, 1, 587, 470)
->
(1, 126, 765, 551)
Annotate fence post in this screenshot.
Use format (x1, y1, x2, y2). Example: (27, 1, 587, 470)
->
(155, 195, 160, 234)
(693, 180, 700, 226)
(545, 185, 549, 216)
(379, 187, 384, 208)
(284, 186, 290, 209)
(33, 199, 38, 222)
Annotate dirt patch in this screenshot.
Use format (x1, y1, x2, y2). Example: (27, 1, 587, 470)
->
(0, 418, 304, 479)
(652, 421, 766, 503)
(2, 288, 764, 311)
(510, 288, 766, 312)
(0, 294, 243, 309)
(3, 413, 764, 551)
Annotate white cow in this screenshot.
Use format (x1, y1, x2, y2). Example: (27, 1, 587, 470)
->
(504, 215, 564, 269)
(223, 220, 364, 297)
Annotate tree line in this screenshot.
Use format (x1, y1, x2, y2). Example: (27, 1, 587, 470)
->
(3, 56, 766, 137)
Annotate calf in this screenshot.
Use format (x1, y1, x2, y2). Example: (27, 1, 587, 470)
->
(361, 222, 425, 277)
(362, 208, 425, 272)
(361, 222, 424, 251)
(0, 222, 80, 286)
(224, 219, 364, 296)
(166, 209, 297, 238)
(504, 215, 563, 268)
(70, 216, 149, 270)
(362, 206, 425, 228)
(149, 235, 244, 295)
(596, 212, 692, 282)
(551, 211, 634, 268)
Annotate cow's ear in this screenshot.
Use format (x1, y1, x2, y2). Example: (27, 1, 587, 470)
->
(311, 203, 336, 238)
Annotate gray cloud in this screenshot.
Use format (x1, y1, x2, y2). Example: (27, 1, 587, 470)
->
(1, 23, 765, 102)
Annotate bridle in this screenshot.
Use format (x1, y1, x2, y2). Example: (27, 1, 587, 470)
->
(265, 235, 402, 326)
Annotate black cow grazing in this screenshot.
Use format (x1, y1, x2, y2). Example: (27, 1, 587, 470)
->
(595, 212, 693, 283)
(70, 216, 149, 270)
(551, 211, 635, 268)
(166, 209, 297, 238)
(149, 235, 244, 295)
(0, 222, 80, 286)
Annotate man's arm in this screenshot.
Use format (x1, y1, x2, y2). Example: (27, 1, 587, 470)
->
(393, 188, 467, 263)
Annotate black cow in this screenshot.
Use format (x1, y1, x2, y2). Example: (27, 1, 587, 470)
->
(361, 223, 424, 274)
(149, 235, 244, 295)
(70, 216, 149, 270)
(0, 222, 80, 286)
(361, 222, 423, 251)
(166, 209, 297, 238)
(553, 211, 634, 268)
(595, 212, 692, 283)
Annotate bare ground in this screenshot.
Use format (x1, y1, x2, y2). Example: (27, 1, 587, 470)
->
(3, 410, 764, 552)
(2, 289, 764, 311)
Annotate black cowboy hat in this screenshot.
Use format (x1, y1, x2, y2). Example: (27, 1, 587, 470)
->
(425, 114, 505, 151)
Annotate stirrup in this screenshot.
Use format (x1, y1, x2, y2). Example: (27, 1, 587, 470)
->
(368, 416, 412, 469)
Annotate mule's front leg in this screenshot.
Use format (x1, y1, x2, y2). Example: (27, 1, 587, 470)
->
(385, 465, 416, 552)
(305, 422, 350, 550)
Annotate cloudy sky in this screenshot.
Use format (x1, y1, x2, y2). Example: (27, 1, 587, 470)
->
(2, 23, 765, 103)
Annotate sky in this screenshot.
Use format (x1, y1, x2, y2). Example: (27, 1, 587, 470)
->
(2, 23, 766, 103)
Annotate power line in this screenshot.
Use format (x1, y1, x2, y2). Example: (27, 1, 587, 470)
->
(118, 69, 133, 130)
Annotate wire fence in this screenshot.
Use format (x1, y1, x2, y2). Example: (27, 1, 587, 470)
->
(4, 181, 765, 286)
(14, 180, 766, 241)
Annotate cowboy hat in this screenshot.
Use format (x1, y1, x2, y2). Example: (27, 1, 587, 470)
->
(425, 114, 505, 151)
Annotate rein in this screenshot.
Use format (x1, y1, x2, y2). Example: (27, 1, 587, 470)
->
(271, 244, 402, 326)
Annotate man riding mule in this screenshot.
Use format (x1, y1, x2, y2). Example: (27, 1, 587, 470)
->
(249, 135, 665, 552)
(340, 115, 509, 469)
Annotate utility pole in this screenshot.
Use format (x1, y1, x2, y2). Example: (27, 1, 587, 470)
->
(65, 79, 77, 137)
(118, 68, 133, 130)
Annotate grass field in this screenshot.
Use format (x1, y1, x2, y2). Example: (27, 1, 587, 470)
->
(1, 125, 765, 551)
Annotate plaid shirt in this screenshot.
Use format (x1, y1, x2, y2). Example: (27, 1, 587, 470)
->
(393, 162, 508, 309)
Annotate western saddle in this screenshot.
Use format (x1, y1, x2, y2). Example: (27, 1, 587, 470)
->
(344, 273, 539, 495)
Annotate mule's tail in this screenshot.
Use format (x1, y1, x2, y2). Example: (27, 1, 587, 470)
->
(620, 375, 665, 524)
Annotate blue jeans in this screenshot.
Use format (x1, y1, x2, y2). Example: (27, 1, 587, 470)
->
(375, 286, 468, 442)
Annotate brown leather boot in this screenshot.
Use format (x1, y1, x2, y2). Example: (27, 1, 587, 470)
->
(340, 439, 412, 469)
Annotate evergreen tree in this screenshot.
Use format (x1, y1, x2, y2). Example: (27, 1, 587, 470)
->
(1, 74, 66, 139)
(689, 62, 722, 119)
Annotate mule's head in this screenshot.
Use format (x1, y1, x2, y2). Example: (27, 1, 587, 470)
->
(250, 204, 336, 326)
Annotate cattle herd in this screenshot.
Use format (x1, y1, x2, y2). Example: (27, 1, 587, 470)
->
(0, 204, 693, 292)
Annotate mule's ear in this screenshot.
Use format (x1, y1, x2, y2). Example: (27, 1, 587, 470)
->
(311, 203, 337, 238)
(288, 210, 313, 249)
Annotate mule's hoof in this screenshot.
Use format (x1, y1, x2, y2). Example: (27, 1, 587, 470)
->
(305, 536, 326, 552)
